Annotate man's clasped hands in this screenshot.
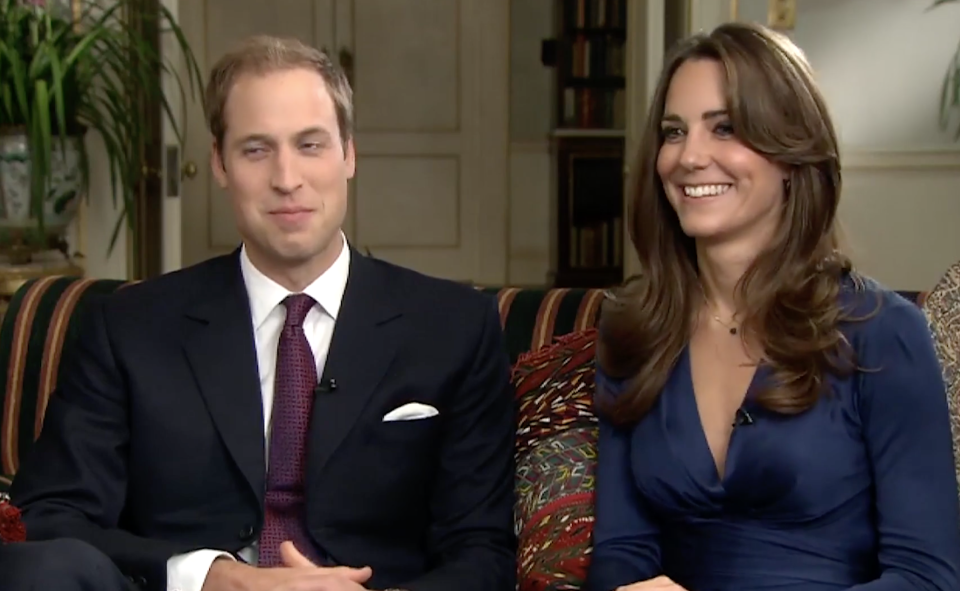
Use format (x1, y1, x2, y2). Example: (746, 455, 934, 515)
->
(203, 542, 374, 591)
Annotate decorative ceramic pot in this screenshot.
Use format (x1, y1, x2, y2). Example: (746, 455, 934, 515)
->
(0, 128, 83, 263)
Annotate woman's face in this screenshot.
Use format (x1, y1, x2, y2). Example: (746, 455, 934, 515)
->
(656, 58, 787, 248)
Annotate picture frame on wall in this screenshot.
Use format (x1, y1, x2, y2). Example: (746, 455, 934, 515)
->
(730, 0, 797, 31)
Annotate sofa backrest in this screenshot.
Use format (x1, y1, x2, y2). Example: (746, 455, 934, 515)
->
(0, 278, 610, 484)
(0, 276, 930, 486)
(480, 287, 606, 363)
(0, 277, 130, 486)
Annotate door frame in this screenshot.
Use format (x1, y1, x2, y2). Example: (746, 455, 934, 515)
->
(129, 0, 165, 280)
(131, 0, 199, 279)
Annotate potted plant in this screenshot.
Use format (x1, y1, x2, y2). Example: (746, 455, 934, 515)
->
(0, 0, 203, 263)
(932, 0, 960, 139)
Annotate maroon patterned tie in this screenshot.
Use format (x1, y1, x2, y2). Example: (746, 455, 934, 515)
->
(258, 294, 321, 566)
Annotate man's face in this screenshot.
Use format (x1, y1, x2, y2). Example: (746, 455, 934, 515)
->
(212, 67, 355, 280)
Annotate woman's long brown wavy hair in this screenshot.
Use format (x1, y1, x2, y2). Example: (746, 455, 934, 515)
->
(597, 22, 867, 426)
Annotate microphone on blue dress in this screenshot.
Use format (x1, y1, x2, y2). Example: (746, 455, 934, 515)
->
(733, 407, 754, 427)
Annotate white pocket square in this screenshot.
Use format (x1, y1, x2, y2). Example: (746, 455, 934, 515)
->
(382, 402, 439, 422)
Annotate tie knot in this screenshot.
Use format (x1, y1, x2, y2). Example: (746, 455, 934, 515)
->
(282, 294, 315, 327)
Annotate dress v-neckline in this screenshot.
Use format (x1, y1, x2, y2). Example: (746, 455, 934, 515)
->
(679, 347, 764, 488)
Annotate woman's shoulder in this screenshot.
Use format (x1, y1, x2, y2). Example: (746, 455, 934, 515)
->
(838, 273, 931, 348)
(595, 363, 630, 397)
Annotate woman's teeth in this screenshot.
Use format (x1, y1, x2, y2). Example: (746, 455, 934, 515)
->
(683, 184, 731, 198)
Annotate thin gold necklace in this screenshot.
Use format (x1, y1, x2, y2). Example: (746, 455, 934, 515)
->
(710, 311, 739, 335)
(699, 283, 740, 336)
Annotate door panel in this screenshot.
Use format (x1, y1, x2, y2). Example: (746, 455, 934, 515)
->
(178, 0, 508, 284)
(351, 0, 459, 132)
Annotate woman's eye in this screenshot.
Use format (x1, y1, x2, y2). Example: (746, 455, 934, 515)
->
(714, 122, 735, 137)
(661, 127, 683, 141)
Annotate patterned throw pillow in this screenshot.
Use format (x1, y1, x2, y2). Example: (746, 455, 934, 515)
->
(922, 262, 960, 492)
(512, 328, 599, 591)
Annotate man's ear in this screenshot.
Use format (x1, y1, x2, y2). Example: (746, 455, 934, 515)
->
(344, 138, 356, 180)
(211, 140, 228, 188)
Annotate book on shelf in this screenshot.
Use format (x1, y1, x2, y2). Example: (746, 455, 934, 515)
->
(559, 0, 627, 130)
(562, 87, 625, 129)
(563, 0, 626, 30)
(568, 218, 622, 269)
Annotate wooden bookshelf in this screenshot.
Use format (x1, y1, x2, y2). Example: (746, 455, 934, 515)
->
(554, 137, 624, 287)
(548, 0, 627, 288)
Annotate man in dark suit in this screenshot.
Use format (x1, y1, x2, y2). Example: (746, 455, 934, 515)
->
(9, 34, 516, 591)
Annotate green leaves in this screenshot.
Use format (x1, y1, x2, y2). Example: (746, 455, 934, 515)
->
(0, 0, 204, 254)
(930, 0, 960, 9)
(931, 0, 960, 139)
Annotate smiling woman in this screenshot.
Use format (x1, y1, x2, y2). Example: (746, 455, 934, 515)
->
(585, 21, 960, 591)
(657, 60, 788, 248)
(598, 21, 845, 420)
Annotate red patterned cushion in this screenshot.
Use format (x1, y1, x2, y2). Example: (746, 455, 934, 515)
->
(512, 328, 598, 591)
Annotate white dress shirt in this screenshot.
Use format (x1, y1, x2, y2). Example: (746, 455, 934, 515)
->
(166, 236, 351, 591)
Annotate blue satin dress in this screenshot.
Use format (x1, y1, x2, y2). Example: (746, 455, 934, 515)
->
(586, 283, 960, 591)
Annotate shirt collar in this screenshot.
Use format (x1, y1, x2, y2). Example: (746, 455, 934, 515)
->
(239, 233, 351, 330)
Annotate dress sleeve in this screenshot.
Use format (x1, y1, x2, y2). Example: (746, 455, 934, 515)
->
(849, 300, 960, 591)
(585, 371, 662, 591)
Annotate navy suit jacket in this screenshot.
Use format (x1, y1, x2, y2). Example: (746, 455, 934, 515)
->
(11, 248, 517, 591)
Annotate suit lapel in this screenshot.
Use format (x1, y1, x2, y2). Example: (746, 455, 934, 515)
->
(182, 252, 266, 503)
(307, 251, 402, 486)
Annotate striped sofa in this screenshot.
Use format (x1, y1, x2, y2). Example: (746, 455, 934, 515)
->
(0, 276, 934, 590)
(0, 277, 929, 491)
(0, 276, 609, 491)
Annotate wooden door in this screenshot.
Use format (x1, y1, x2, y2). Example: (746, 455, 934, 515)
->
(177, 0, 509, 284)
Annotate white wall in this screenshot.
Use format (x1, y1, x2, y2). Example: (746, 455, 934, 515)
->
(64, 135, 129, 280)
(738, 0, 959, 150)
(729, 0, 960, 290)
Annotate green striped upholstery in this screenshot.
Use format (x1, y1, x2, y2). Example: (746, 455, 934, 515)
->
(481, 287, 605, 365)
(2, 276, 927, 495)
(0, 278, 606, 491)
(0, 277, 131, 491)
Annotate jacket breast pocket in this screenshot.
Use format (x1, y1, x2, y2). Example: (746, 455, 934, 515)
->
(373, 415, 440, 442)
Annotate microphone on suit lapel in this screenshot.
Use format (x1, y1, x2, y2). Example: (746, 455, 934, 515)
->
(314, 378, 338, 396)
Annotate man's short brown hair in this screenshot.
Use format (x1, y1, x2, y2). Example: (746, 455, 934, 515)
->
(204, 35, 353, 151)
